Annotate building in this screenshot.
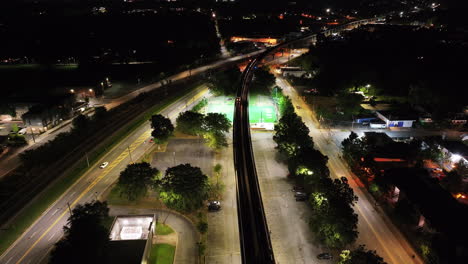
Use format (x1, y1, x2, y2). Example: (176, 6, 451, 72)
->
(108, 215, 155, 264)
(279, 66, 310, 78)
(386, 168, 468, 263)
(21, 94, 76, 130)
(376, 110, 416, 128)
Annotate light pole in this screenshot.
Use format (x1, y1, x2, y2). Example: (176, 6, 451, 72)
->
(128, 146, 133, 163)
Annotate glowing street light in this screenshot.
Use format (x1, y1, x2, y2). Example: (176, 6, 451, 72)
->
(326, 8, 331, 13)
(89, 88, 93, 92)
(366, 84, 371, 88)
(70, 89, 75, 93)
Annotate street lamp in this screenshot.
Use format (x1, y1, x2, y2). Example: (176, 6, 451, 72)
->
(326, 8, 331, 13)
(70, 89, 75, 93)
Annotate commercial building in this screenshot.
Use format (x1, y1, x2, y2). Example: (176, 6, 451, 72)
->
(376, 110, 416, 128)
(108, 214, 155, 264)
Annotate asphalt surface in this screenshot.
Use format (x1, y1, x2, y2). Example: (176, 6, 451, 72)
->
(109, 207, 199, 264)
(151, 138, 214, 178)
(277, 77, 424, 264)
(0, 86, 209, 264)
(252, 131, 326, 264)
(206, 133, 241, 264)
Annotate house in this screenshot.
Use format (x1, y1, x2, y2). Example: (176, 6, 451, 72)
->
(107, 215, 155, 264)
(386, 168, 468, 263)
(21, 94, 75, 130)
(376, 110, 416, 128)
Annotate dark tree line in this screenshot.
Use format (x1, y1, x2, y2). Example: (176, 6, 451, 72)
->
(273, 94, 359, 248)
(293, 26, 468, 120)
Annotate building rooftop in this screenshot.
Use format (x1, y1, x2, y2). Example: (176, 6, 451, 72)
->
(377, 110, 417, 121)
(386, 168, 468, 240)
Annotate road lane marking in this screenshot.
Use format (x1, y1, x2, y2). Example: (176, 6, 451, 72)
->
(48, 232, 56, 242)
(51, 209, 59, 216)
(29, 231, 37, 240)
(70, 191, 76, 197)
(15, 130, 151, 264)
(6, 257, 12, 264)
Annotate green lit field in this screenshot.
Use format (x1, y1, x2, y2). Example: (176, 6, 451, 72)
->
(205, 95, 277, 124)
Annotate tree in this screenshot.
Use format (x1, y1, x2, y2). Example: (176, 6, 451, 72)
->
(197, 220, 208, 234)
(0, 103, 16, 117)
(176, 111, 205, 136)
(273, 112, 313, 158)
(72, 114, 90, 131)
(204, 131, 228, 150)
(160, 164, 209, 211)
(251, 67, 275, 95)
(336, 92, 364, 117)
(93, 106, 108, 120)
(341, 132, 365, 167)
(339, 245, 387, 264)
(117, 162, 160, 201)
(50, 201, 110, 264)
(309, 177, 359, 248)
(206, 67, 242, 95)
(150, 114, 174, 144)
(203, 113, 231, 133)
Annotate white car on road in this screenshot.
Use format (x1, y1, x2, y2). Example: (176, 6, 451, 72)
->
(99, 162, 109, 169)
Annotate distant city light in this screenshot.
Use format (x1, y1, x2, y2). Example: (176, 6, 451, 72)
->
(89, 89, 93, 92)
(326, 8, 331, 13)
(70, 89, 75, 93)
(366, 84, 371, 88)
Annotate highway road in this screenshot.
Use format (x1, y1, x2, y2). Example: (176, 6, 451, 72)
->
(276, 76, 424, 264)
(0, 86, 209, 264)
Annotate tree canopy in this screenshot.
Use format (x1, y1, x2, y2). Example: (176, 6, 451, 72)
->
(176, 111, 205, 136)
(50, 201, 110, 264)
(207, 67, 242, 95)
(251, 67, 276, 95)
(339, 245, 387, 264)
(117, 162, 160, 201)
(273, 111, 313, 158)
(150, 114, 174, 144)
(160, 164, 209, 211)
(203, 113, 231, 133)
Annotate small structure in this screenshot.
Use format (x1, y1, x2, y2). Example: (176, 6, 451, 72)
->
(108, 215, 155, 264)
(375, 110, 416, 128)
(279, 67, 310, 78)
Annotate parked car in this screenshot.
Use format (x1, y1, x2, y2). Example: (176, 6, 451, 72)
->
(317, 253, 333, 260)
(295, 195, 308, 201)
(295, 192, 308, 201)
(292, 185, 304, 192)
(208, 201, 221, 212)
(99, 162, 109, 169)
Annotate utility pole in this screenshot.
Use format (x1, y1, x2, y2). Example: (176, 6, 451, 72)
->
(67, 202, 73, 216)
(28, 119, 36, 143)
(128, 146, 133, 163)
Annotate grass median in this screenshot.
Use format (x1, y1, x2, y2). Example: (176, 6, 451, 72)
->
(0, 81, 204, 256)
(149, 243, 176, 264)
